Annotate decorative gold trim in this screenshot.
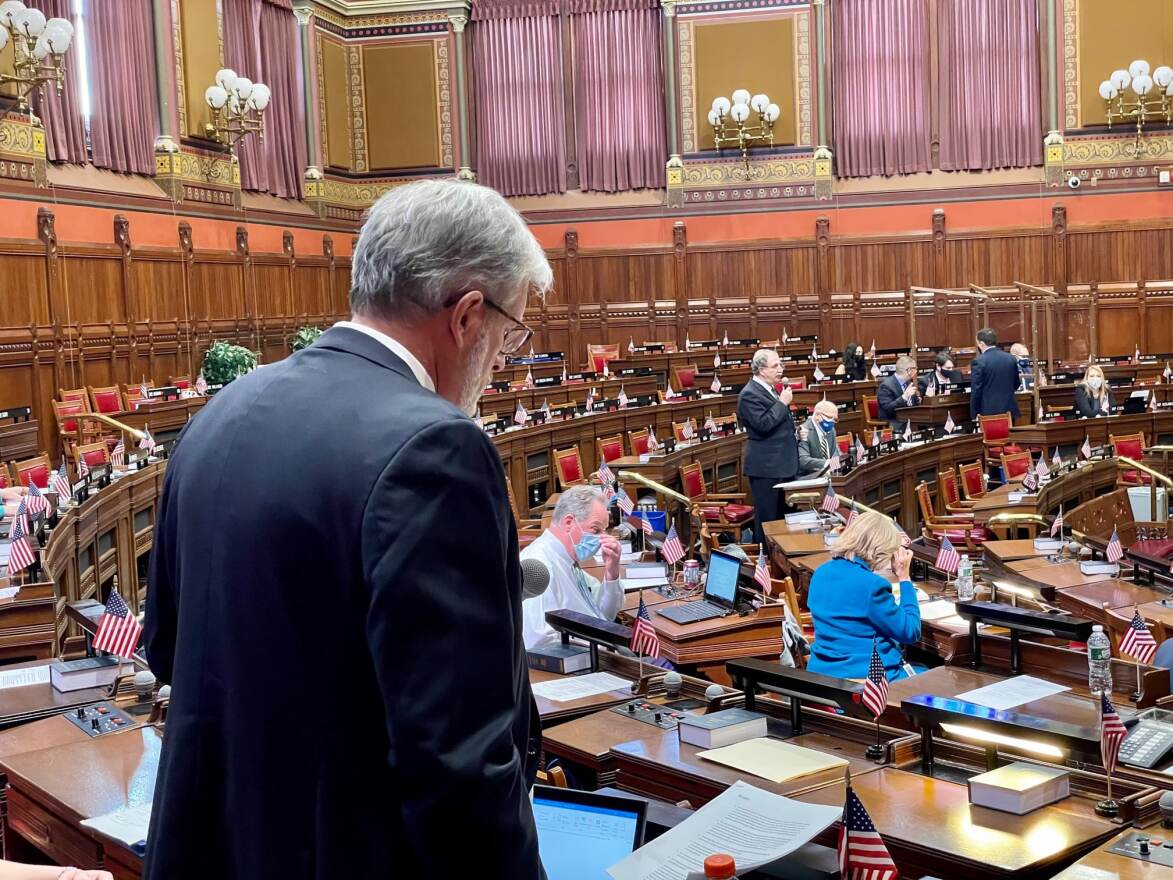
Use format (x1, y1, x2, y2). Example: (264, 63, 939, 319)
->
(436, 38, 453, 169)
(683, 154, 815, 188)
(1063, 0, 1079, 130)
(678, 20, 695, 154)
(315, 31, 333, 167)
(0, 115, 47, 186)
(796, 10, 811, 146)
(216, 0, 225, 67)
(348, 44, 368, 173)
(172, 0, 187, 136)
(309, 3, 450, 28)
(1065, 132, 1173, 165)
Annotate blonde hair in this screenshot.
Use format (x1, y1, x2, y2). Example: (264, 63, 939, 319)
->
(1082, 364, 1106, 398)
(829, 510, 902, 571)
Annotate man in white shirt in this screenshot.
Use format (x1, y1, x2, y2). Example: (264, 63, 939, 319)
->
(521, 485, 623, 649)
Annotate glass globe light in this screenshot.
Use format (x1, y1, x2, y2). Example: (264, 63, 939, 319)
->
(42, 24, 69, 54)
(750, 93, 769, 112)
(14, 7, 45, 37)
(1167, 80, 1173, 97)
(30, 34, 48, 60)
(1110, 69, 1131, 90)
(1098, 80, 1115, 100)
(205, 85, 228, 109)
(1133, 74, 1153, 96)
(711, 96, 731, 116)
(731, 88, 751, 106)
(247, 83, 270, 111)
(1155, 66, 1173, 88)
(765, 103, 780, 122)
(707, 109, 720, 126)
(0, 2, 26, 29)
(215, 68, 238, 91)
(233, 77, 253, 101)
(730, 103, 750, 123)
(0, 25, 8, 51)
(1129, 59, 1151, 79)
(44, 16, 72, 36)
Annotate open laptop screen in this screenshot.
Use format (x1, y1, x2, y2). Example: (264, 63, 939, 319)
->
(532, 786, 646, 880)
(705, 550, 741, 607)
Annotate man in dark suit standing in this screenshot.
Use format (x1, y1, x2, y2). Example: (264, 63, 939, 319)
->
(143, 181, 551, 879)
(970, 327, 1021, 422)
(738, 349, 797, 544)
(876, 355, 921, 431)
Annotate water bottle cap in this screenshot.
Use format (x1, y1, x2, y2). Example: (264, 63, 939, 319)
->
(704, 854, 736, 878)
(1092, 624, 1103, 632)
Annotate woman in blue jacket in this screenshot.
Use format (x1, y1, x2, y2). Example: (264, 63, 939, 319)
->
(807, 511, 921, 681)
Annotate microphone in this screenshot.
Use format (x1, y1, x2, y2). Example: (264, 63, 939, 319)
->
(520, 557, 551, 600)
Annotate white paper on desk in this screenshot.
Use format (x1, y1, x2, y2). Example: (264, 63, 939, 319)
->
(80, 801, 152, 848)
(607, 780, 841, 880)
(622, 578, 671, 592)
(955, 675, 1070, 711)
(0, 585, 19, 601)
(918, 599, 958, 621)
(0, 665, 49, 690)
(530, 671, 632, 702)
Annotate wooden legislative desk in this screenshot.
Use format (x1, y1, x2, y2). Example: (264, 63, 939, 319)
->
(0, 416, 39, 465)
(111, 398, 206, 441)
(970, 458, 1122, 527)
(1053, 830, 1173, 879)
(479, 374, 658, 419)
(1009, 411, 1173, 454)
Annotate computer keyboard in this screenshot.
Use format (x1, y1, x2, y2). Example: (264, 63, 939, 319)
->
(657, 600, 727, 624)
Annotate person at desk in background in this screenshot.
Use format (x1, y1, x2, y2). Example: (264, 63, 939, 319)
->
(521, 485, 623, 649)
(798, 399, 841, 476)
(1074, 364, 1114, 417)
(969, 327, 1021, 422)
(835, 342, 868, 381)
(1010, 343, 1039, 390)
(806, 511, 920, 681)
(876, 355, 920, 431)
(919, 351, 964, 397)
(737, 348, 797, 545)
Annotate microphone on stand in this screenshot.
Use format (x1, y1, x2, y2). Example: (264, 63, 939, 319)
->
(520, 557, 551, 600)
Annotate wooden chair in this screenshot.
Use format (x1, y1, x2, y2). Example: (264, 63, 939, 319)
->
(536, 765, 569, 787)
(1110, 432, 1149, 485)
(836, 433, 853, 456)
(679, 461, 754, 538)
(13, 453, 52, 490)
(59, 388, 88, 404)
(1000, 451, 1032, 481)
(88, 385, 123, 415)
(1103, 606, 1167, 659)
(958, 461, 988, 501)
(628, 428, 652, 456)
(74, 441, 110, 479)
(504, 474, 543, 548)
(586, 344, 620, 373)
(122, 383, 150, 410)
(937, 468, 975, 514)
(52, 399, 88, 443)
(915, 482, 988, 551)
(170, 375, 191, 390)
(861, 395, 885, 430)
(978, 412, 1021, 470)
(596, 434, 625, 464)
(674, 365, 700, 390)
(671, 419, 697, 443)
(552, 446, 587, 490)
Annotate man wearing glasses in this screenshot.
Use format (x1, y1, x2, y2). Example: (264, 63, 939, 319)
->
(143, 181, 552, 880)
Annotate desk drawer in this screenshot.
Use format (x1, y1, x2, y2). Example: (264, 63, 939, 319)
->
(5, 786, 101, 869)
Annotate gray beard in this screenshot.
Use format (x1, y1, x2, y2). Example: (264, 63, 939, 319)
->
(458, 332, 495, 417)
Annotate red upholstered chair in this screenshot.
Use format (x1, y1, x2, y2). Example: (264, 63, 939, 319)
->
(785, 379, 805, 391)
(52, 399, 86, 440)
(937, 468, 974, 513)
(958, 461, 987, 501)
(585, 344, 619, 373)
(915, 482, 988, 551)
(552, 446, 587, 490)
(74, 441, 109, 479)
(1111, 432, 1150, 485)
(122, 383, 150, 410)
(978, 412, 1021, 470)
(628, 428, 651, 455)
(1001, 451, 1032, 481)
(836, 433, 852, 455)
(88, 385, 123, 415)
(13, 453, 51, 490)
(861, 395, 885, 429)
(59, 387, 87, 404)
(596, 434, 625, 464)
(170, 375, 191, 390)
(672, 419, 697, 443)
(679, 461, 754, 537)
(674, 365, 699, 390)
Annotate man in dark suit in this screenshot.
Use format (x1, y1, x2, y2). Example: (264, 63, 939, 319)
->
(969, 327, 1021, 421)
(918, 351, 965, 397)
(876, 355, 921, 431)
(143, 181, 551, 880)
(737, 349, 797, 543)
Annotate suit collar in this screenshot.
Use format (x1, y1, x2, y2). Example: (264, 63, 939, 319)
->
(312, 325, 423, 384)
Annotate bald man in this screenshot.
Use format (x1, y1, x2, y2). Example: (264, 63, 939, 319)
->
(798, 400, 841, 476)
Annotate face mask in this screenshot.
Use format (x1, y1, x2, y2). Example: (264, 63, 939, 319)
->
(570, 522, 601, 561)
(819, 419, 836, 433)
(1017, 358, 1031, 370)
(1089, 377, 1103, 390)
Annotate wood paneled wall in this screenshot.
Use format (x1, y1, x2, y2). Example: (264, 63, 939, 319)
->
(530, 207, 1173, 368)
(0, 210, 352, 456)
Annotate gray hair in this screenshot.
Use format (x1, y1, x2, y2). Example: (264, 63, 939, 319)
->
(751, 348, 777, 375)
(894, 355, 916, 375)
(350, 180, 553, 321)
(553, 485, 605, 522)
(813, 399, 838, 419)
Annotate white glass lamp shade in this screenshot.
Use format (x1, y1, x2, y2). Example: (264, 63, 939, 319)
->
(214, 68, 238, 91)
(228, 92, 240, 114)
(711, 96, 731, 116)
(42, 24, 69, 54)
(232, 77, 253, 101)
(1155, 66, 1173, 88)
(247, 83, 270, 111)
(1133, 74, 1154, 96)
(765, 102, 780, 122)
(1167, 80, 1173, 97)
(44, 15, 71, 36)
(731, 88, 751, 106)
(30, 34, 47, 60)
(1099, 80, 1116, 100)
(0, 26, 8, 51)
(1129, 59, 1151, 79)
(0, 2, 26, 28)
(205, 85, 228, 109)
(750, 93, 769, 112)
(707, 109, 720, 126)
(1110, 69, 1132, 90)
(730, 102, 750, 123)
(14, 7, 45, 37)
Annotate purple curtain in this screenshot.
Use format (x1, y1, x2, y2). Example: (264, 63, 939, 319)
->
(572, 7, 666, 192)
(222, 0, 307, 198)
(85, 0, 158, 175)
(30, 0, 86, 164)
(937, 0, 1042, 171)
(472, 14, 567, 196)
(831, 0, 931, 178)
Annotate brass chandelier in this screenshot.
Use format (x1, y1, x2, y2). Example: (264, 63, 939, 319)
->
(0, 2, 74, 113)
(1098, 60, 1173, 157)
(204, 68, 271, 149)
(707, 89, 780, 172)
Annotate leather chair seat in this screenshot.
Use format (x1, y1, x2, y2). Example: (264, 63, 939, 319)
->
(1121, 470, 1152, 485)
(701, 503, 754, 524)
(1130, 538, 1173, 558)
(930, 526, 990, 543)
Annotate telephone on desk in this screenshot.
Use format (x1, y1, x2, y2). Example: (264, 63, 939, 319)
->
(1118, 708, 1173, 770)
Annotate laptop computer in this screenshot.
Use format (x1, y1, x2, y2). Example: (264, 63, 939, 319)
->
(656, 549, 740, 624)
(532, 785, 647, 880)
(1123, 389, 1151, 414)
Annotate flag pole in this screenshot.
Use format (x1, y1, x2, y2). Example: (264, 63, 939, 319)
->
(634, 589, 646, 690)
(865, 636, 884, 761)
(1132, 603, 1143, 705)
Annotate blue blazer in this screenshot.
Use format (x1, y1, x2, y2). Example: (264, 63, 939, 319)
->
(969, 346, 1021, 420)
(806, 556, 922, 681)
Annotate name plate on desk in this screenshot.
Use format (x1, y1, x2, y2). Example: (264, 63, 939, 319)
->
(0, 406, 32, 422)
(1034, 537, 1065, 552)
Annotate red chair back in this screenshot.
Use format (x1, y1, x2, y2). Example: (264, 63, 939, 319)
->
(1002, 452, 1031, 479)
(629, 430, 650, 455)
(92, 389, 122, 414)
(680, 463, 706, 500)
(598, 438, 623, 462)
(556, 451, 583, 484)
(960, 464, 985, 498)
(980, 413, 1012, 442)
(1111, 433, 1145, 460)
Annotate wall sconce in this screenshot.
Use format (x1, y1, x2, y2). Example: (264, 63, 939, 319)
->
(1099, 60, 1173, 157)
(204, 67, 271, 150)
(708, 89, 780, 174)
(0, 2, 73, 113)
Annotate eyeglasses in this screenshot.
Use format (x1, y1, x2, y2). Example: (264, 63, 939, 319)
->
(445, 293, 534, 356)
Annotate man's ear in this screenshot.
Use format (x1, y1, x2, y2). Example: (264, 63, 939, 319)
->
(448, 290, 486, 348)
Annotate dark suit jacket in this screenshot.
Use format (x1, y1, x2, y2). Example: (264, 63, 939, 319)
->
(1074, 383, 1114, 418)
(143, 327, 544, 880)
(876, 374, 919, 423)
(798, 421, 837, 475)
(969, 347, 1021, 420)
(737, 379, 797, 480)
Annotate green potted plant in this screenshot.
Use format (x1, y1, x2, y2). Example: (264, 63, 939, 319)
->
(290, 326, 323, 352)
(201, 340, 259, 388)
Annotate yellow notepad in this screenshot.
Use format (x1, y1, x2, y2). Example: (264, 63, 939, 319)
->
(696, 737, 849, 784)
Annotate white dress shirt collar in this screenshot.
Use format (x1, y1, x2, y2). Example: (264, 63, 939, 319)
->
(334, 320, 436, 392)
(752, 375, 777, 396)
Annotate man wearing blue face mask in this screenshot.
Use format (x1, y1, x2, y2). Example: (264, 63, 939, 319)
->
(798, 399, 842, 476)
(520, 485, 624, 649)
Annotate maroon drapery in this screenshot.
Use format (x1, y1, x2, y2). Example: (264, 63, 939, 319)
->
(30, 0, 86, 164)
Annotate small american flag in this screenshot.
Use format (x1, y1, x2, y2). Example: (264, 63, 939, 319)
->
(92, 588, 142, 659)
(647, 427, 659, 451)
(870, 360, 881, 378)
(754, 545, 771, 591)
(1052, 446, 1062, 469)
(541, 399, 551, 419)
(868, 339, 876, 358)
(513, 400, 527, 426)
(861, 641, 889, 719)
(631, 513, 653, 535)
(902, 420, 913, 441)
(139, 426, 155, 452)
(821, 483, 839, 513)
(935, 536, 961, 574)
(628, 337, 635, 354)
(1135, 343, 1142, 363)
(943, 411, 956, 433)
(811, 343, 819, 361)
(685, 334, 691, 349)
(1051, 505, 1064, 537)
(618, 386, 629, 408)
(617, 488, 634, 515)
(6, 513, 36, 575)
(1106, 528, 1124, 563)
(782, 326, 789, 341)
(139, 378, 149, 400)
(855, 436, 867, 462)
(585, 387, 596, 410)
(1100, 692, 1128, 774)
(839, 784, 897, 880)
(1081, 435, 1092, 459)
(602, 360, 610, 378)
(1120, 608, 1158, 664)
(710, 374, 721, 394)
(846, 507, 858, 526)
(722, 330, 730, 346)
(77, 454, 90, 479)
(25, 480, 48, 518)
(813, 365, 825, 382)
(713, 352, 721, 368)
(112, 437, 126, 468)
(663, 382, 676, 400)
(602, 483, 616, 503)
(682, 420, 694, 440)
(524, 367, 534, 388)
(52, 463, 71, 500)
(829, 452, 841, 473)
(871, 428, 880, 447)
(597, 461, 615, 486)
(1022, 466, 1038, 492)
(630, 596, 660, 657)
(194, 374, 208, 395)
(661, 524, 684, 565)
(561, 363, 568, 383)
(1036, 453, 1050, 480)
(1164, 361, 1172, 382)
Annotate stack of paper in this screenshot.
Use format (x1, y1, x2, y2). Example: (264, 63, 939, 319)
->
(696, 738, 848, 785)
(530, 672, 632, 703)
(955, 676, 1070, 711)
(623, 562, 671, 591)
(80, 801, 152, 849)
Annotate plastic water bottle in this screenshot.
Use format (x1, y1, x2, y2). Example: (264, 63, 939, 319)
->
(955, 556, 974, 601)
(704, 854, 738, 880)
(1087, 625, 1113, 696)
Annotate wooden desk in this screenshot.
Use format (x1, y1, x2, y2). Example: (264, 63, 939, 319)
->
(529, 668, 640, 727)
(0, 417, 40, 464)
(1137, 599, 1173, 631)
(1052, 830, 1173, 879)
(480, 375, 658, 419)
(0, 660, 117, 728)
(984, 539, 1051, 564)
(1055, 582, 1169, 624)
(1012, 560, 1118, 592)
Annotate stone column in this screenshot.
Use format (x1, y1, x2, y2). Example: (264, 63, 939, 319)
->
(662, 1, 684, 207)
(151, 0, 180, 155)
(449, 12, 475, 181)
